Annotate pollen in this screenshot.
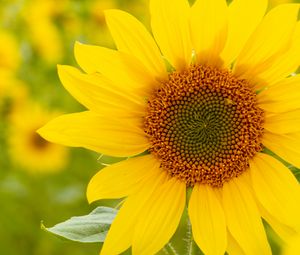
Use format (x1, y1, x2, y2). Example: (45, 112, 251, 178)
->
(144, 65, 264, 187)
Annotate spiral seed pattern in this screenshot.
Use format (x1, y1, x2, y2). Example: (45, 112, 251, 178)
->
(144, 65, 264, 187)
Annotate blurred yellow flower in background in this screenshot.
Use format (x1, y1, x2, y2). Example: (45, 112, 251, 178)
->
(0, 70, 28, 119)
(22, 0, 64, 64)
(0, 30, 21, 71)
(8, 104, 69, 174)
(84, 0, 118, 47)
(39, 0, 300, 254)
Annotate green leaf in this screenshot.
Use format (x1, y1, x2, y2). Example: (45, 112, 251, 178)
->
(41, 206, 117, 243)
(158, 208, 203, 255)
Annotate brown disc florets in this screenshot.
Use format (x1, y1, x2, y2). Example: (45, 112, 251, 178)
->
(144, 65, 264, 187)
(31, 132, 50, 149)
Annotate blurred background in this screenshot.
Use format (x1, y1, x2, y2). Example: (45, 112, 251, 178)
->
(0, 0, 299, 255)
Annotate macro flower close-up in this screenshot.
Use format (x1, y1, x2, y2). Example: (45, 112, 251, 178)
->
(36, 0, 300, 254)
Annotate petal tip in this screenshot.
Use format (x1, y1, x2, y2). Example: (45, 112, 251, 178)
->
(36, 126, 46, 138)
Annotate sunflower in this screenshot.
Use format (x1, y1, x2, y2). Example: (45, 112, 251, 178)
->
(0, 70, 28, 119)
(9, 104, 68, 174)
(84, 0, 117, 47)
(0, 30, 20, 71)
(39, 0, 300, 254)
(22, 0, 63, 64)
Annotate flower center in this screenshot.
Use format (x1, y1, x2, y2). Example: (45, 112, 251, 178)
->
(31, 132, 50, 149)
(144, 65, 264, 187)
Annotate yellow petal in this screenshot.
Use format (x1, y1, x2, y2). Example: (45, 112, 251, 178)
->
(100, 169, 167, 255)
(150, 0, 192, 69)
(87, 155, 160, 203)
(258, 202, 297, 242)
(189, 184, 227, 255)
(250, 153, 300, 229)
(226, 231, 246, 255)
(264, 110, 300, 134)
(190, 0, 228, 66)
(256, 22, 300, 85)
(262, 131, 300, 169)
(222, 176, 272, 255)
(221, 0, 267, 66)
(258, 75, 300, 113)
(74, 42, 155, 96)
(234, 4, 299, 86)
(132, 177, 186, 255)
(104, 9, 166, 79)
(37, 111, 149, 157)
(57, 65, 146, 117)
(283, 235, 300, 255)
